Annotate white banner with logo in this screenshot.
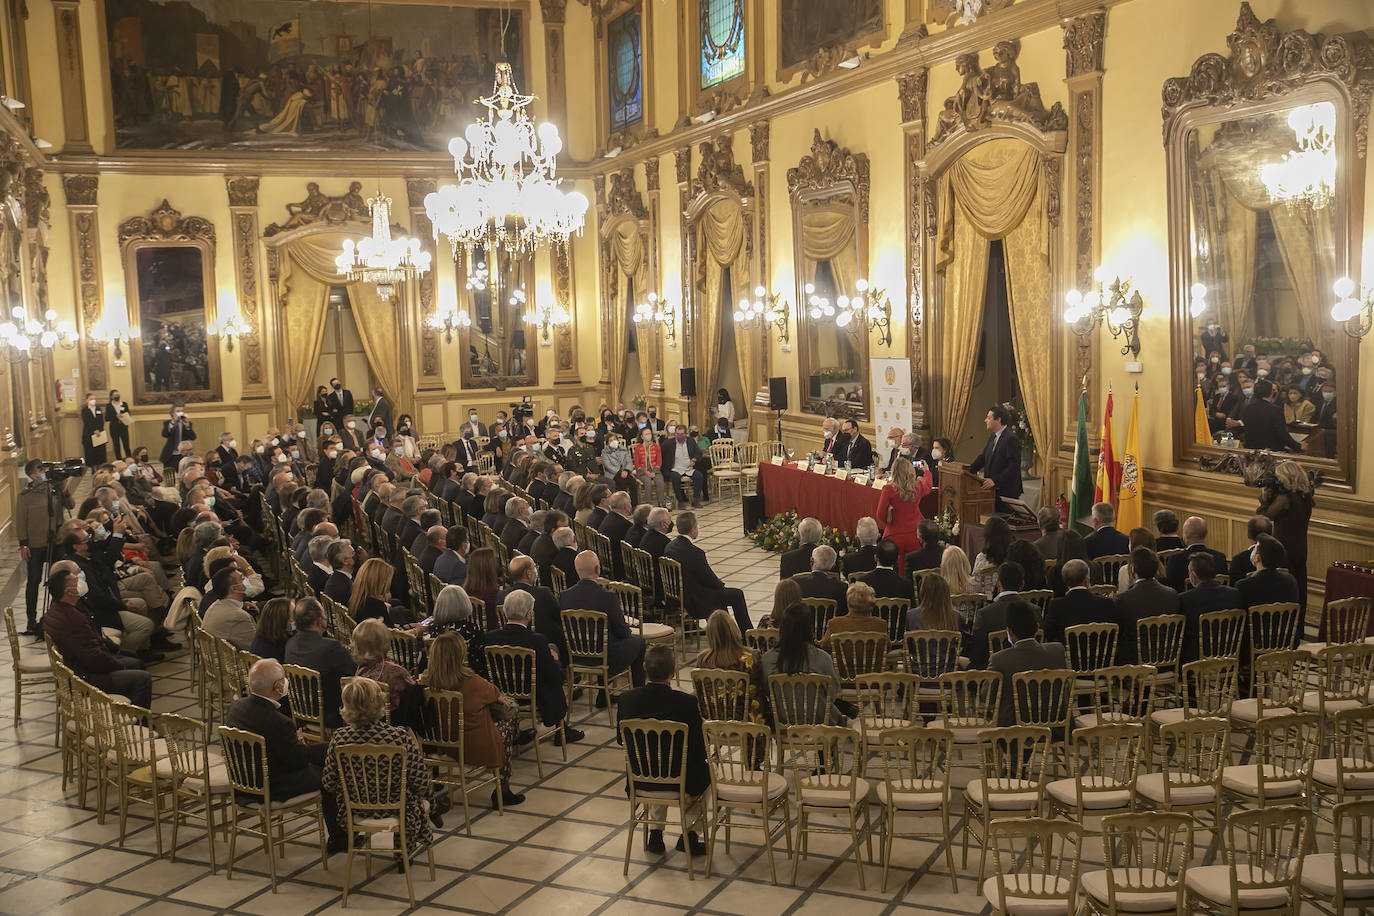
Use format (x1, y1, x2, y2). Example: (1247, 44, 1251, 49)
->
(870, 357, 912, 467)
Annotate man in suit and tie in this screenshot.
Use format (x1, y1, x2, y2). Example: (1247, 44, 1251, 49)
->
(1177, 553, 1244, 663)
(485, 590, 584, 746)
(968, 405, 1022, 513)
(558, 550, 646, 700)
(526, 511, 565, 584)
(903, 520, 947, 577)
(969, 562, 1031, 670)
(324, 539, 357, 604)
(586, 483, 611, 530)
(661, 428, 706, 508)
(215, 432, 241, 492)
(1033, 507, 1065, 560)
(454, 429, 481, 471)
(417, 526, 446, 575)
(436, 462, 464, 503)
(1237, 534, 1301, 612)
(81, 392, 108, 467)
(395, 495, 427, 555)
(499, 555, 567, 662)
(860, 540, 914, 601)
(518, 511, 544, 557)
(818, 417, 841, 461)
(1228, 516, 1273, 582)
(1115, 548, 1179, 664)
(1084, 502, 1131, 560)
(434, 525, 469, 586)
(598, 491, 634, 579)
(840, 518, 880, 577)
(1236, 380, 1302, 452)
(793, 545, 849, 615)
(305, 536, 335, 596)
(664, 511, 751, 636)
(550, 527, 579, 591)
(989, 601, 1067, 726)
(780, 517, 823, 580)
(1042, 559, 1122, 644)
(1165, 516, 1230, 592)
(616, 644, 710, 857)
(463, 409, 489, 437)
(626, 504, 652, 550)
(500, 497, 532, 553)
(325, 378, 354, 429)
(836, 419, 874, 470)
(284, 598, 355, 729)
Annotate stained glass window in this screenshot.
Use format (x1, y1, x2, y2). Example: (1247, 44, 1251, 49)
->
(700, 0, 745, 89)
(607, 9, 643, 132)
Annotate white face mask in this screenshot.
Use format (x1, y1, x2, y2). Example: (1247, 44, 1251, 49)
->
(291, 450, 300, 459)
(255, 445, 265, 455)
(346, 421, 356, 430)
(327, 449, 338, 459)
(76, 575, 89, 598)
(270, 437, 280, 446)
(243, 574, 264, 598)
(277, 454, 290, 464)
(371, 449, 383, 459)
(585, 432, 596, 441)
(498, 430, 508, 438)
(228, 439, 237, 450)
(322, 428, 334, 436)
(175, 410, 185, 418)
(607, 440, 618, 449)
(394, 446, 404, 456)
(469, 414, 478, 422)
(204, 496, 216, 508)
(87, 399, 96, 409)
(931, 448, 944, 460)
(666, 426, 677, 435)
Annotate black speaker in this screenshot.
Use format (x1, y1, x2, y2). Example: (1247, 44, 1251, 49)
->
(742, 494, 766, 534)
(680, 367, 697, 398)
(768, 377, 788, 411)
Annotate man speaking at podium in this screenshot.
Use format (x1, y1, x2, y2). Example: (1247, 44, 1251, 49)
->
(968, 405, 1022, 514)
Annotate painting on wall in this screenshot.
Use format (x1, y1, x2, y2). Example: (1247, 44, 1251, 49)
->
(103, 0, 527, 152)
(778, 0, 883, 70)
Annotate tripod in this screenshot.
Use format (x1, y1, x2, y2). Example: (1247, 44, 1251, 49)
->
(30, 475, 73, 632)
(774, 408, 785, 445)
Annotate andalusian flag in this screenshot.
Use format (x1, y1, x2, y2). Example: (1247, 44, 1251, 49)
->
(1095, 390, 1121, 508)
(1118, 390, 1142, 531)
(1069, 388, 1094, 534)
(1194, 386, 1212, 445)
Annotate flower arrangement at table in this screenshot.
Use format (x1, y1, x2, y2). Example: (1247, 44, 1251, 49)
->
(747, 510, 858, 555)
(934, 502, 961, 547)
(1000, 398, 1035, 459)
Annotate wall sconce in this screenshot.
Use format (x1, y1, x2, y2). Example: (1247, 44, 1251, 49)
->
(1063, 266, 1144, 357)
(1187, 283, 1208, 319)
(733, 285, 791, 345)
(633, 291, 677, 347)
(809, 278, 892, 347)
(1332, 276, 1373, 339)
(89, 319, 139, 363)
(525, 297, 570, 346)
(0, 306, 77, 363)
(426, 293, 472, 343)
(208, 310, 253, 352)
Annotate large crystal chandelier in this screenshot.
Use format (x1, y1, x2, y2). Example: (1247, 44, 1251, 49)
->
(1259, 102, 1336, 211)
(425, 63, 588, 258)
(335, 191, 432, 302)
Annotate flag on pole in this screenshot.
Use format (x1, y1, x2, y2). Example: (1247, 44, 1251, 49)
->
(1194, 386, 1212, 445)
(1069, 387, 1094, 535)
(1095, 389, 1121, 508)
(1118, 388, 1142, 531)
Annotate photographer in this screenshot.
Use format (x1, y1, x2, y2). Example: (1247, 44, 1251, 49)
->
(16, 459, 75, 636)
(1257, 459, 1314, 613)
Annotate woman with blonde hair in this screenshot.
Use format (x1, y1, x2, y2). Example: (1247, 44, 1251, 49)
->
(693, 609, 767, 724)
(908, 573, 961, 633)
(939, 545, 975, 596)
(875, 457, 933, 574)
(348, 556, 401, 626)
(424, 631, 525, 807)
(1261, 458, 1314, 611)
(351, 617, 416, 713)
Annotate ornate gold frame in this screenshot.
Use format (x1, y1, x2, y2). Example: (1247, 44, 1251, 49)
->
(1162, 3, 1371, 490)
(456, 246, 539, 391)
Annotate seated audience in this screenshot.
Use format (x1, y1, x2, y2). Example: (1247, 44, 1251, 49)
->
(250, 597, 292, 663)
(1048, 530, 1092, 597)
(1042, 559, 1121, 644)
(463, 547, 504, 630)
(940, 545, 976, 597)
(761, 603, 849, 722)
(501, 555, 567, 661)
(1228, 515, 1273, 582)
(349, 557, 403, 627)
(903, 520, 947, 578)
(969, 562, 1029, 670)
(819, 582, 887, 650)
(1153, 509, 1185, 551)
(324, 539, 356, 605)
(1084, 502, 1131, 559)
(485, 590, 584, 745)
(1177, 553, 1243, 664)
(692, 610, 767, 724)
(861, 540, 914, 601)
(907, 574, 963, 638)
(840, 518, 880, 576)
(351, 617, 417, 716)
(557, 550, 647, 694)
(1117, 528, 1161, 591)
(429, 585, 487, 679)
(780, 517, 822, 580)
(1033, 507, 1065, 560)
(989, 600, 1066, 726)
(285, 597, 355, 729)
(1114, 547, 1178, 664)
(43, 567, 152, 709)
(1164, 516, 1230, 591)
(1236, 533, 1300, 611)
(793, 545, 849, 614)
(203, 566, 256, 650)
(664, 511, 751, 636)
(433, 524, 470, 587)
(1007, 538, 1049, 590)
(971, 516, 1012, 597)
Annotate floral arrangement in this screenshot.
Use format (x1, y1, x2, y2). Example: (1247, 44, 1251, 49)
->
(631, 393, 647, 411)
(747, 510, 858, 555)
(1239, 337, 1315, 357)
(934, 502, 961, 547)
(818, 368, 859, 382)
(1000, 399, 1035, 457)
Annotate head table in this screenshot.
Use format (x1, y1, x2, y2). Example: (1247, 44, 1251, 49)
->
(755, 460, 884, 536)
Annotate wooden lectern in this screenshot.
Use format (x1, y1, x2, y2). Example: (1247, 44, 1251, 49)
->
(939, 461, 996, 525)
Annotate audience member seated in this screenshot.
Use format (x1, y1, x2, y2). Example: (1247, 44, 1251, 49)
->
(625, 504, 652, 549)
(417, 526, 446, 575)
(43, 567, 152, 709)
(861, 540, 913, 601)
(227, 658, 346, 853)
(1236, 533, 1300, 612)
(665, 511, 751, 636)
(598, 492, 634, 579)
(661, 427, 707, 509)
(1114, 548, 1178, 664)
(462, 548, 503, 630)
(819, 582, 887, 650)
(903, 520, 947, 579)
(1116, 528, 1162, 591)
(307, 535, 335, 594)
(1084, 502, 1131, 559)
(480, 489, 508, 535)
(761, 603, 850, 722)
(1033, 507, 1065, 560)
(971, 516, 1012, 598)
(691, 610, 767, 725)
(940, 545, 976, 598)
(1228, 515, 1273, 582)
(351, 618, 418, 718)
(907, 575, 964, 638)
(550, 528, 579, 590)
(1048, 530, 1092, 597)
(285, 597, 355, 729)
(429, 585, 487, 679)
(793, 545, 849, 614)
(501, 497, 532, 552)
(988, 600, 1066, 726)
(527, 512, 563, 585)
(434, 525, 469, 587)
(1177, 553, 1243, 664)
(840, 518, 880, 576)
(1042, 559, 1121, 644)
(324, 539, 356, 605)
(1164, 516, 1229, 591)
(641, 508, 673, 561)
(1153, 509, 1185, 551)
(616, 644, 709, 857)
(1007, 538, 1049, 590)
(485, 590, 584, 745)
(501, 555, 568, 663)
(557, 550, 647, 696)
(780, 517, 822, 580)
(203, 566, 257, 650)
(765, 579, 801, 629)
(250, 597, 292, 663)
(349, 557, 404, 627)
(969, 562, 1029, 670)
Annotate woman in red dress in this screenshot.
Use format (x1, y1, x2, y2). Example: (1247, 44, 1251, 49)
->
(875, 457, 933, 575)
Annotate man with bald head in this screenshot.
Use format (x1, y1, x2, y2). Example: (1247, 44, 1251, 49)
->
(598, 491, 635, 578)
(499, 554, 566, 661)
(417, 525, 446, 574)
(1164, 515, 1230, 591)
(558, 550, 645, 699)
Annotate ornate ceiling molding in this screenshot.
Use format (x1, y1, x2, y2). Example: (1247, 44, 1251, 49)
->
(786, 129, 870, 222)
(117, 199, 215, 249)
(1063, 10, 1107, 79)
(224, 175, 260, 208)
(404, 177, 436, 208)
(539, 0, 567, 24)
(693, 136, 753, 198)
(1160, 2, 1374, 157)
(263, 181, 370, 237)
(929, 41, 1068, 147)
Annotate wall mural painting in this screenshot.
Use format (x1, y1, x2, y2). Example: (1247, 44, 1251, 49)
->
(778, 0, 883, 70)
(104, 0, 526, 152)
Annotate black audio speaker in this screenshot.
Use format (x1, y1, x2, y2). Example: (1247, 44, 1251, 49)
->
(742, 494, 766, 534)
(680, 367, 697, 398)
(768, 377, 788, 411)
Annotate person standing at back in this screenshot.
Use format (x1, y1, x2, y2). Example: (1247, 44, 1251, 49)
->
(968, 405, 1022, 512)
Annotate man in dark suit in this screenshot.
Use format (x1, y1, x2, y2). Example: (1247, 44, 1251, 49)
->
(214, 432, 241, 491)
(598, 492, 634, 580)
(500, 497, 532, 553)
(226, 657, 346, 851)
(325, 377, 354, 429)
(903, 520, 947, 577)
(417, 526, 446, 574)
(1228, 516, 1273, 582)
(550, 528, 579, 591)
(284, 598, 355, 729)
(454, 432, 481, 472)
(528, 511, 566, 585)
(1084, 503, 1131, 560)
(586, 483, 611, 530)
(525, 461, 552, 507)
(500, 555, 567, 660)
(661, 430, 707, 508)
(485, 590, 583, 745)
(324, 539, 356, 604)
(969, 563, 1030, 670)
(558, 551, 646, 697)
(80, 393, 108, 466)
(615, 644, 709, 857)
(1236, 534, 1300, 613)
(437, 462, 464, 503)
(1165, 517, 1229, 592)
(1177, 553, 1244, 663)
(626, 504, 652, 549)
(819, 418, 840, 461)
(1042, 559, 1122, 644)
(641, 508, 673, 563)
(967, 404, 1023, 512)
(988, 601, 1067, 727)
(1236, 380, 1302, 452)
(434, 525, 469, 586)
(1115, 548, 1179, 664)
(395, 495, 426, 556)
(840, 519, 880, 577)
(664, 511, 750, 636)
(792, 545, 849, 615)
(835, 418, 874, 470)
(306, 534, 333, 594)
(860, 540, 914, 601)
(517, 511, 543, 556)
(780, 517, 823, 580)
(1033, 508, 1065, 560)
(1152, 509, 1185, 552)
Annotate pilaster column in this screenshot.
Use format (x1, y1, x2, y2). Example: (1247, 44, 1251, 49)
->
(225, 176, 270, 399)
(405, 177, 442, 391)
(61, 174, 104, 392)
(897, 69, 928, 432)
(51, 1, 91, 152)
(644, 156, 663, 392)
(749, 120, 771, 413)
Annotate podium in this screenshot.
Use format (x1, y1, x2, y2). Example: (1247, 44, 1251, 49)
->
(939, 461, 995, 525)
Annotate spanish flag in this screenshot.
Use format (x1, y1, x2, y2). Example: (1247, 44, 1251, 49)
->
(1095, 390, 1120, 508)
(1118, 389, 1142, 531)
(1194, 386, 1211, 445)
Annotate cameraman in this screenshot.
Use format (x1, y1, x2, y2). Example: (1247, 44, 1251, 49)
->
(16, 459, 74, 636)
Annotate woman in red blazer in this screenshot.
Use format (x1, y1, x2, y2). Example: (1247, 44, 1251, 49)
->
(875, 457, 933, 575)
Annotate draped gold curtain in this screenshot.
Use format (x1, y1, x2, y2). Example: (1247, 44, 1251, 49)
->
(346, 281, 407, 416)
(933, 138, 1048, 449)
(1269, 203, 1330, 351)
(607, 219, 653, 397)
(800, 207, 856, 295)
(276, 252, 330, 414)
(695, 197, 755, 427)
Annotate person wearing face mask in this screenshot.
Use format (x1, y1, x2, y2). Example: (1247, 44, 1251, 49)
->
(601, 431, 637, 504)
(80, 391, 108, 467)
(1235, 379, 1302, 452)
(563, 425, 599, 478)
(819, 417, 839, 459)
(1234, 344, 1258, 376)
(159, 403, 196, 474)
(534, 408, 558, 439)
(1313, 382, 1338, 458)
(454, 423, 481, 469)
(543, 425, 568, 466)
(104, 389, 133, 460)
(661, 424, 707, 509)
(1208, 373, 1240, 433)
(312, 385, 331, 436)
(326, 376, 355, 429)
(44, 566, 153, 708)
(645, 406, 664, 435)
(204, 566, 257, 650)
(465, 408, 489, 437)
(1308, 367, 1335, 407)
(1200, 323, 1228, 361)
(366, 386, 392, 437)
(485, 421, 510, 466)
(1283, 385, 1314, 426)
(215, 431, 242, 491)
(631, 428, 666, 508)
(384, 436, 416, 482)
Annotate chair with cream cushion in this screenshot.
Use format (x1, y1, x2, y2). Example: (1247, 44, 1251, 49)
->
(1299, 799, 1374, 915)
(109, 701, 171, 857)
(692, 668, 754, 723)
(1081, 812, 1192, 916)
(983, 817, 1082, 916)
(1185, 806, 1311, 916)
(929, 669, 1001, 765)
(1150, 658, 1237, 764)
(963, 726, 1051, 882)
(620, 718, 708, 880)
(829, 631, 889, 694)
(1221, 712, 1318, 810)
(784, 724, 872, 889)
(1012, 669, 1075, 774)
(1138, 716, 1229, 860)
(1047, 723, 1144, 827)
(1074, 664, 1155, 730)
(4, 605, 53, 724)
(872, 725, 957, 892)
(1136, 614, 1186, 704)
(1064, 622, 1118, 701)
(768, 672, 834, 739)
(1321, 597, 1372, 648)
(610, 581, 676, 655)
(905, 629, 962, 713)
(853, 672, 918, 751)
(1229, 650, 1310, 742)
(703, 721, 791, 884)
(332, 742, 435, 907)
(1246, 602, 1302, 691)
(161, 712, 231, 874)
(1304, 643, 1374, 752)
(1312, 706, 1374, 814)
(1198, 608, 1246, 661)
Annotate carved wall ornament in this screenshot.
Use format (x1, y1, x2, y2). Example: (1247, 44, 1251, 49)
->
(644, 157, 659, 192)
(896, 70, 928, 125)
(405, 177, 437, 208)
(927, 0, 1014, 27)
(929, 42, 1069, 146)
(62, 173, 97, 206)
(1074, 93, 1095, 289)
(607, 125, 658, 156)
(1160, 2, 1374, 157)
(787, 129, 870, 223)
(750, 120, 770, 163)
(263, 181, 370, 236)
(117, 199, 215, 249)
(1197, 448, 1322, 487)
(224, 176, 260, 208)
(539, 0, 568, 23)
(800, 42, 855, 83)
(1062, 11, 1107, 79)
(72, 209, 105, 391)
(1043, 155, 1061, 229)
(604, 167, 647, 218)
(233, 211, 265, 387)
(921, 176, 938, 239)
(693, 136, 753, 197)
(675, 147, 692, 185)
(23, 168, 48, 230)
(592, 173, 607, 208)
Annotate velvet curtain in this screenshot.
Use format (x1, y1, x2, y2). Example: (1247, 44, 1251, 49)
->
(276, 251, 330, 415)
(696, 198, 753, 428)
(346, 281, 407, 417)
(1001, 184, 1053, 473)
(800, 206, 856, 295)
(608, 219, 652, 397)
(1269, 203, 1330, 352)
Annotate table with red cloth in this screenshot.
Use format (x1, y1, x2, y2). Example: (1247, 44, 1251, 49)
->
(1319, 562, 1374, 639)
(756, 460, 880, 535)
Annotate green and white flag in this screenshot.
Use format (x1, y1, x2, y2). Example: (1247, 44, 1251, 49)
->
(1069, 387, 1093, 534)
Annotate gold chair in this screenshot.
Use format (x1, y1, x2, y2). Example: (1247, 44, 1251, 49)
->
(1184, 806, 1311, 916)
(1047, 723, 1144, 826)
(50, 660, 79, 789)
(332, 742, 435, 907)
(929, 670, 1002, 763)
(767, 672, 834, 735)
(984, 817, 1082, 916)
(1150, 658, 1238, 756)
(951, 592, 988, 626)
(1321, 597, 1372, 647)
(708, 441, 744, 500)
(217, 725, 330, 892)
(1221, 712, 1318, 810)
(620, 718, 708, 880)
(660, 556, 696, 643)
(160, 711, 231, 873)
(1065, 622, 1119, 699)
(1247, 601, 1303, 681)
(548, 565, 567, 595)
(609, 581, 675, 653)
(1081, 812, 1192, 916)
(1312, 707, 1374, 813)
(283, 663, 328, 742)
(109, 701, 170, 856)
(1088, 583, 1118, 598)
(1198, 608, 1247, 660)
(963, 726, 1051, 882)
(828, 631, 889, 690)
(3, 606, 53, 723)
(1303, 643, 1374, 750)
(1094, 554, 1132, 584)
(1138, 716, 1228, 859)
(420, 688, 503, 835)
(871, 598, 910, 649)
(192, 628, 225, 722)
(800, 597, 838, 639)
(1299, 800, 1374, 913)
(853, 672, 918, 750)
(1011, 669, 1075, 773)
(736, 442, 761, 492)
(390, 628, 424, 677)
(760, 439, 786, 461)
(562, 608, 634, 724)
(590, 531, 616, 580)
(784, 724, 872, 889)
(745, 628, 779, 654)
(872, 725, 958, 892)
(692, 668, 754, 723)
(1136, 614, 1186, 703)
(1019, 588, 1053, 617)
(910, 568, 942, 601)
(905, 628, 963, 716)
(1229, 649, 1310, 736)
(1074, 664, 1155, 729)
(703, 721, 791, 884)
(484, 644, 565, 777)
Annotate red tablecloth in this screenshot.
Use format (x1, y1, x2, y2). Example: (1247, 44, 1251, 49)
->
(1320, 563, 1374, 639)
(756, 461, 881, 535)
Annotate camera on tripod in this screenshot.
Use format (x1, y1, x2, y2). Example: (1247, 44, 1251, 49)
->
(40, 458, 85, 481)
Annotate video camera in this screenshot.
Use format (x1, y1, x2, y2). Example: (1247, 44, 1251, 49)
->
(509, 395, 535, 424)
(40, 458, 85, 482)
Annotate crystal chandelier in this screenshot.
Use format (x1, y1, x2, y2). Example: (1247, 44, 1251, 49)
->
(425, 63, 588, 258)
(1260, 102, 1336, 211)
(0, 305, 77, 363)
(335, 192, 432, 302)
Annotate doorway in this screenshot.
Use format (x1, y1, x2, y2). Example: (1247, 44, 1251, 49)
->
(714, 265, 745, 435)
(314, 285, 376, 399)
(621, 278, 645, 405)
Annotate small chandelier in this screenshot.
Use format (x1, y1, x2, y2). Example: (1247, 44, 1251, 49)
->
(633, 291, 677, 347)
(808, 279, 892, 346)
(425, 63, 588, 259)
(1259, 102, 1336, 211)
(1064, 266, 1144, 357)
(426, 292, 472, 343)
(526, 298, 569, 347)
(0, 306, 76, 362)
(1332, 276, 1373, 339)
(335, 192, 432, 302)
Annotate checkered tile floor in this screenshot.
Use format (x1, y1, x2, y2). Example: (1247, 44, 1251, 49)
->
(0, 495, 1335, 914)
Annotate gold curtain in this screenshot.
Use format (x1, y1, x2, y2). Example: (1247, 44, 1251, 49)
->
(346, 281, 408, 418)
(1268, 202, 1330, 351)
(276, 252, 330, 414)
(695, 198, 750, 428)
(937, 206, 991, 439)
(608, 219, 651, 397)
(800, 206, 856, 295)
(1002, 185, 1052, 473)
